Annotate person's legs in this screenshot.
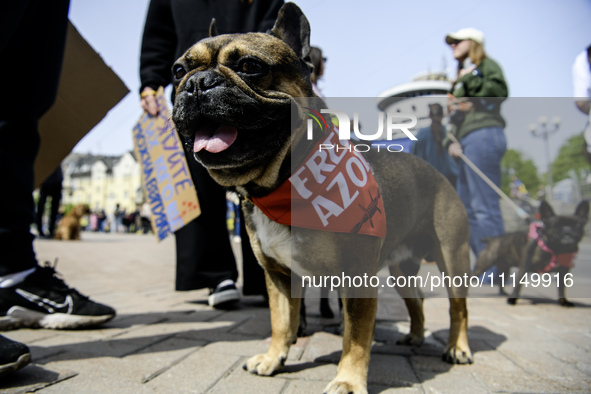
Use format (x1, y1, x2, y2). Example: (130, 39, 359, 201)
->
(174, 151, 239, 305)
(455, 154, 476, 249)
(239, 207, 266, 297)
(36, 188, 48, 237)
(0, 0, 69, 276)
(47, 185, 62, 237)
(0, 0, 115, 333)
(461, 127, 506, 256)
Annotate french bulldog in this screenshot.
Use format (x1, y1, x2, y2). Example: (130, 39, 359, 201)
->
(171, 3, 473, 393)
(473, 200, 589, 306)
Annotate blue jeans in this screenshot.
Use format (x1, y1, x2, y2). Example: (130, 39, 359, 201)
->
(456, 127, 506, 259)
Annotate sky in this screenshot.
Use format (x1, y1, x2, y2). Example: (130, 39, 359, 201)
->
(68, 0, 591, 171)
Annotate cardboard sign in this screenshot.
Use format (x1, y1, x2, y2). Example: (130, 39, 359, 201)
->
(36, 21, 129, 187)
(133, 88, 200, 241)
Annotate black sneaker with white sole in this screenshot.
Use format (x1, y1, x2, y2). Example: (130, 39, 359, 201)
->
(0, 263, 116, 330)
(208, 279, 240, 308)
(0, 335, 31, 377)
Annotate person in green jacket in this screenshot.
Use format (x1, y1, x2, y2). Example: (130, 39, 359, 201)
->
(443, 28, 508, 280)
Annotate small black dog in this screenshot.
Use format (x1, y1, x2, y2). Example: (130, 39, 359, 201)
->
(473, 200, 589, 306)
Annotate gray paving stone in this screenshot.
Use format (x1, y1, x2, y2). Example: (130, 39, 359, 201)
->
(277, 361, 337, 382)
(0, 232, 587, 393)
(29, 331, 180, 361)
(124, 337, 203, 383)
(207, 360, 288, 393)
(283, 380, 330, 393)
(145, 349, 242, 393)
(469, 369, 573, 393)
(199, 337, 271, 357)
(369, 385, 423, 394)
(229, 310, 272, 337)
(0, 364, 77, 394)
(371, 342, 415, 357)
(500, 349, 591, 390)
(1, 330, 60, 347)
(410, 355, 456, 375)
(300, 332, 343, 364)
(367, 354, 419, 387)
(418, 369, 489, 393)
(112, 319, 233, 342)
(32, 355, 156, 393)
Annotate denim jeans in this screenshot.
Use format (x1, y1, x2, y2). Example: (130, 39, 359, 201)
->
(456, 127, 506, 259)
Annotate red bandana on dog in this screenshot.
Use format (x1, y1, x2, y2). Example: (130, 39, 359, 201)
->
(252, 128, 387, 237)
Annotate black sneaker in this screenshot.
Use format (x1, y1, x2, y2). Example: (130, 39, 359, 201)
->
(208, 279, 239, 308)
(0, 263, 116, 330)
(0, 335, 30, 377)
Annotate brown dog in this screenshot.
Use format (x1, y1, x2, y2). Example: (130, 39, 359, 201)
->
(54, 204, 90, 240)
(171, 4, 472, 392)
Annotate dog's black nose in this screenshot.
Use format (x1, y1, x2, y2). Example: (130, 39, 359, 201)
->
(184, 71, 224, 95)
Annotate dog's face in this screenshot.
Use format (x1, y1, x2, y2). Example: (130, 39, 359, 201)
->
(73, 204, 90, 218)
(539, 200, 589, 253)
(171, 4, 313, 187)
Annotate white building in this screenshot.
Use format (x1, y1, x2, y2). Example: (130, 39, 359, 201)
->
(377, 71, 452, 138)
(61, 151, 142, 215)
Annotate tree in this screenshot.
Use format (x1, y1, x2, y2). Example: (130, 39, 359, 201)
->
(551, 132, 591, 183)
(501, 149, 541, 196)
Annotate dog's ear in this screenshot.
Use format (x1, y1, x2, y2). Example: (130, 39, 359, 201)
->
(575, 200, 590, 221)
(209, 18, 219, 37)
(270, 2, 311, 62)
(539, 201, 555, 220)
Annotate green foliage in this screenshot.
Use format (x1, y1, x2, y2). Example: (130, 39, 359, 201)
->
(62, 203, 75, 216)
(551, 132, 591, 183)
(501, 149, 541, 196)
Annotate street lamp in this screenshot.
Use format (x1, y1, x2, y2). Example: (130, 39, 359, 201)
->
(529, 115, 561, 191)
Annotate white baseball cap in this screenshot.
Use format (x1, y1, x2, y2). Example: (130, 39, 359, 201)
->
(445, 28, 485, 46)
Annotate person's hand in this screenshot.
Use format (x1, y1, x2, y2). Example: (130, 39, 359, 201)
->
(448, 142, 463, 158)
(447, 95, 473, 113)
(459, 65, 476, 78)
(140, 87, 159, 116)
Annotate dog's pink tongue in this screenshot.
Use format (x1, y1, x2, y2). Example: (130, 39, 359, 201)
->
(193, 124, 238, 153)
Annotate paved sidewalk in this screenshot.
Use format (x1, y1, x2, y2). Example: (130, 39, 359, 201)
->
(1, 232, 590, 393)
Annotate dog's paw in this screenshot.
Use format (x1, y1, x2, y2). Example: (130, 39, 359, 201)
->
(559, 298, 575, 307)
(507, 297, 518, 305)
(323, 379, 367, 394)
(442, 345, 473, 365)
(243, 353, 285, 376)
(396, 333, 424, 347)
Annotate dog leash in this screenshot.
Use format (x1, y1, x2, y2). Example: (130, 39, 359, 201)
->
(447, 133, 531, 221)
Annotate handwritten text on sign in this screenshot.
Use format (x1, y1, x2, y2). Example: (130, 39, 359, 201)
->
(132, 87, 200, 241)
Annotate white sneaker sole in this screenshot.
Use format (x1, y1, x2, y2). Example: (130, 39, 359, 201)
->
(208, 289, 240, 308)
(0, 306, 114, 330)
(0, 352, 31, 377)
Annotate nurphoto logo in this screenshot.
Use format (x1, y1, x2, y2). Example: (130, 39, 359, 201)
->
(303, 108, 417, 153)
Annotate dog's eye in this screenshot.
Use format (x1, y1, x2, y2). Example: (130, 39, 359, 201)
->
(173, 64, 187, 80)
(239, 60, 263, 74)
